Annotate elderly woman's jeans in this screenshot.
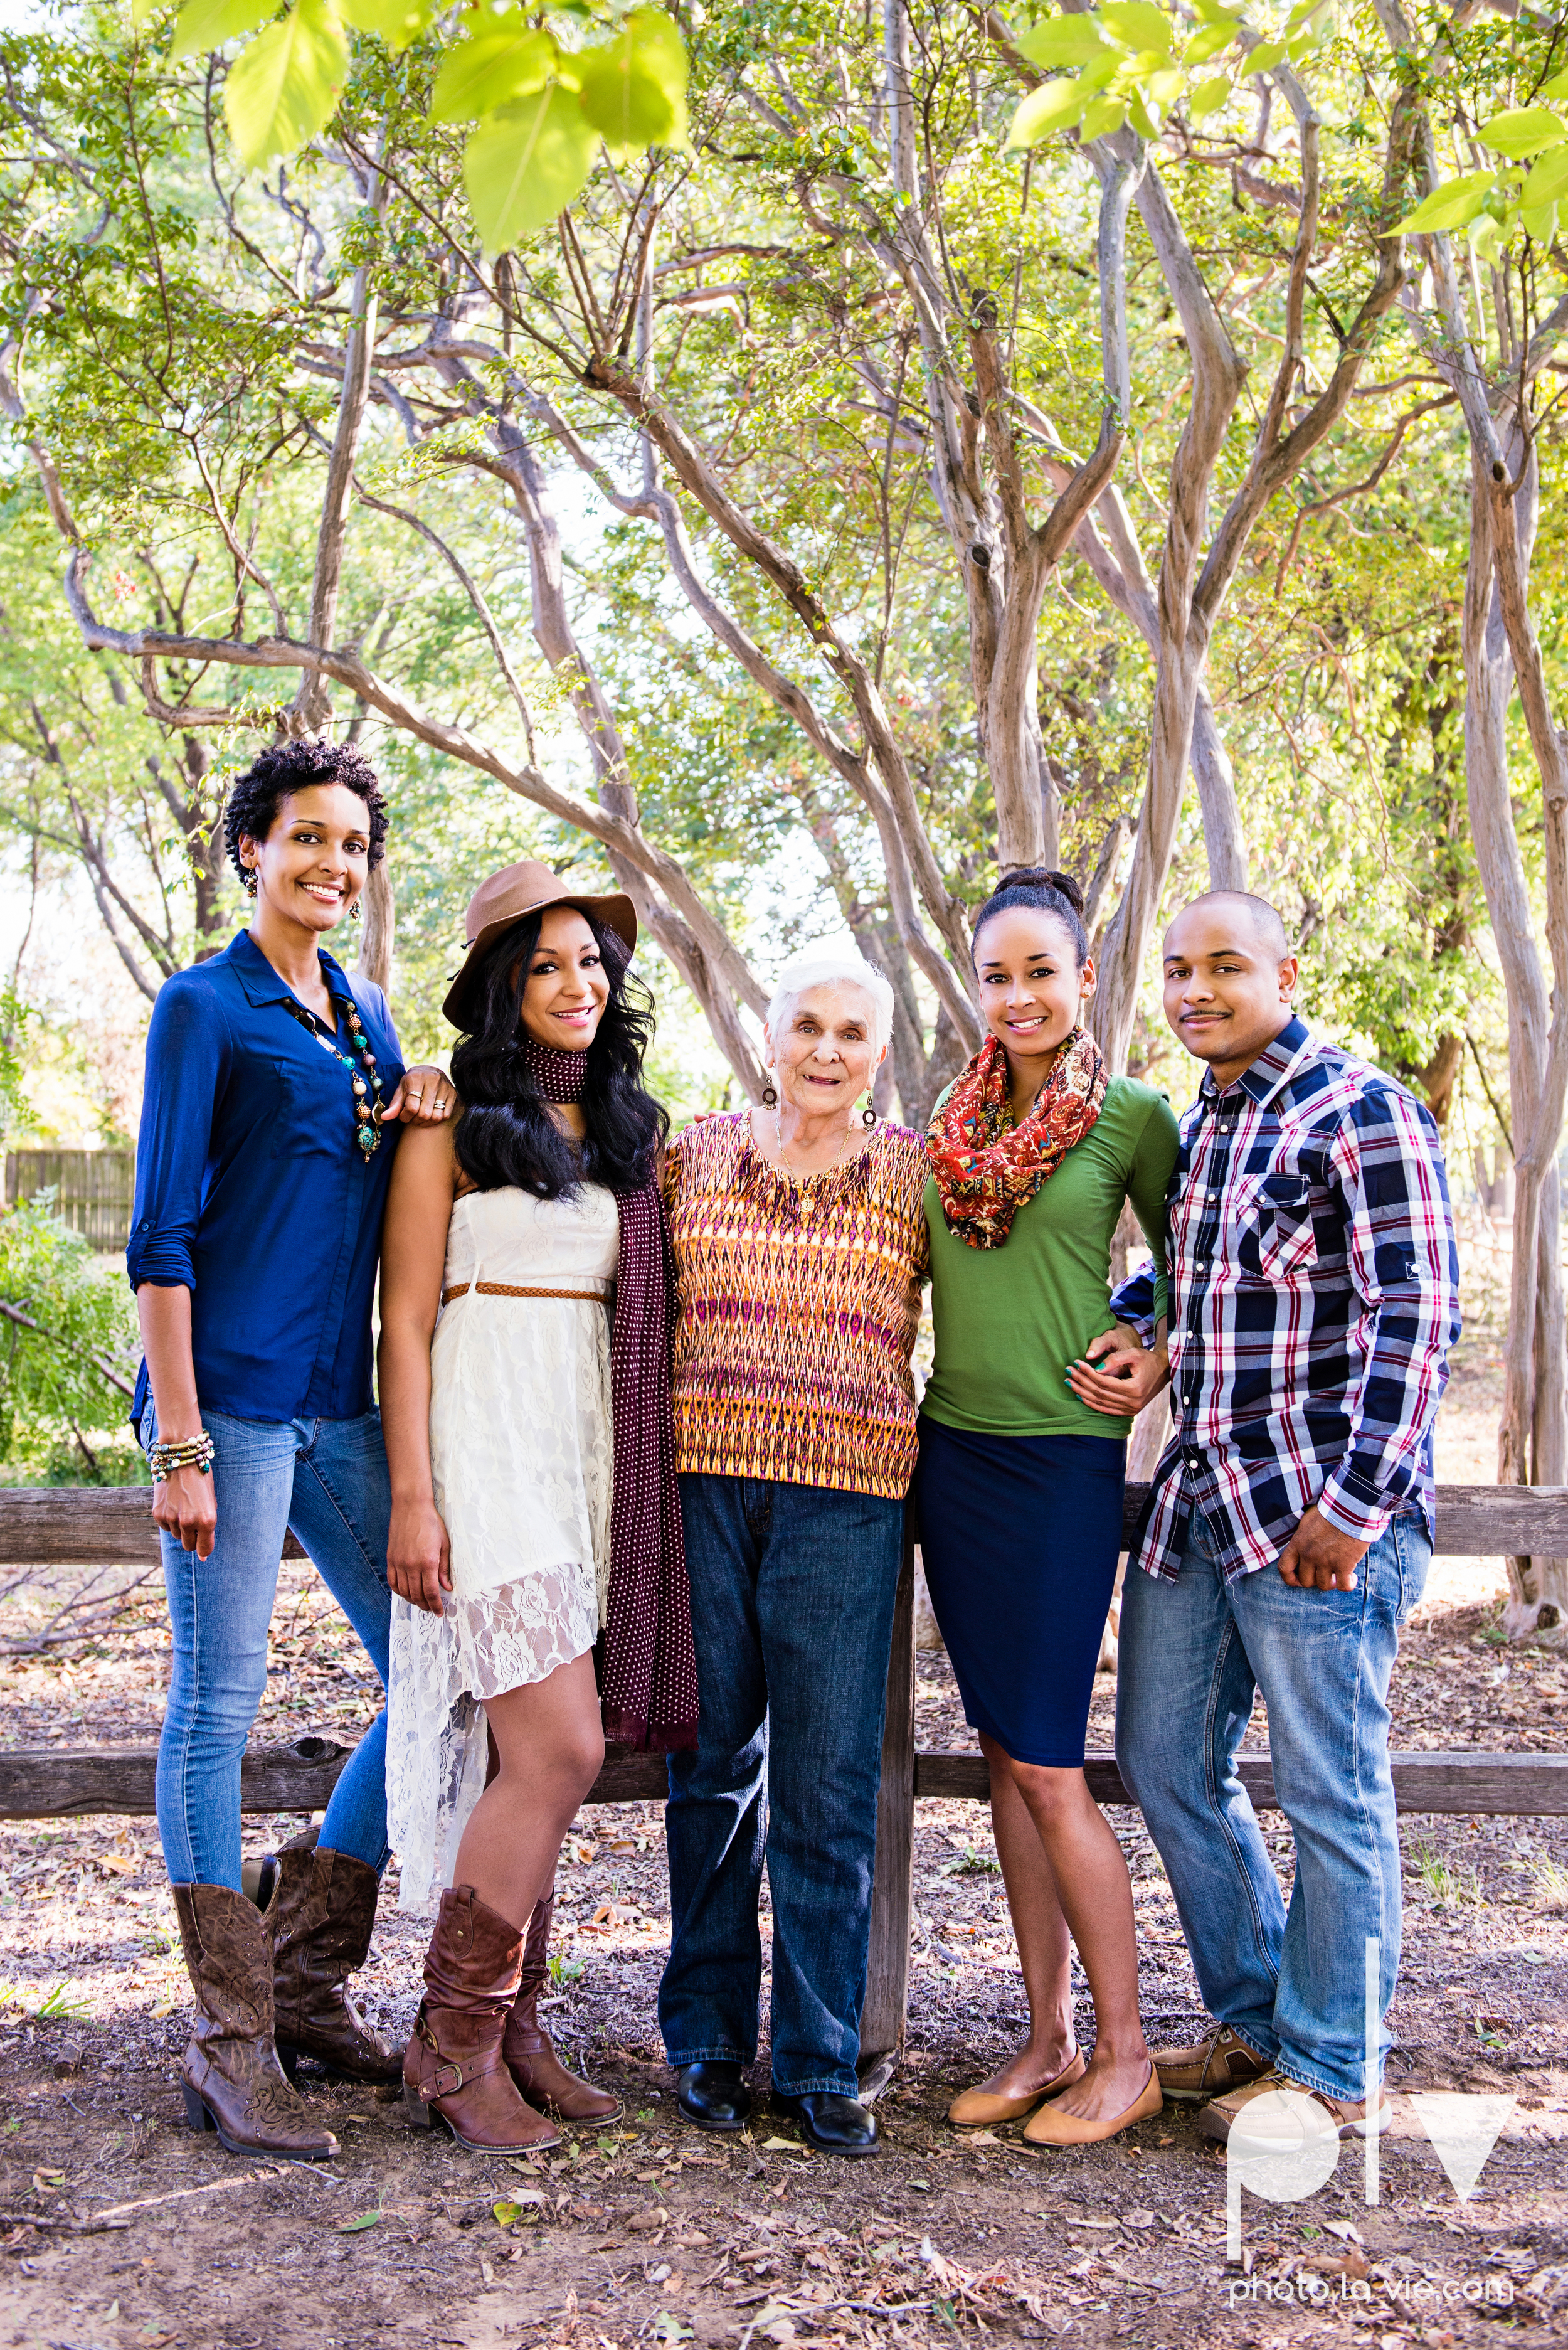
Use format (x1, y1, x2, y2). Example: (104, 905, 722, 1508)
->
(659, 1474, 904, 2098)
(143, 1405, 394, 1892)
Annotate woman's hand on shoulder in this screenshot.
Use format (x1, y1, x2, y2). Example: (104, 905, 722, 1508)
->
(1066, 1323, 1170, 1418)
(387, 1497, 453, 1615)
(383, 1066, 455, 1125)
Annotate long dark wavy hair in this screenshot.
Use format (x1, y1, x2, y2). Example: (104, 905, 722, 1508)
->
(451, 907, 668, 1198)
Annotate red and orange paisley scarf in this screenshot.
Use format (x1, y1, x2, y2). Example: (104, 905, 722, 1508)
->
(926, 1028, 1108, 1248)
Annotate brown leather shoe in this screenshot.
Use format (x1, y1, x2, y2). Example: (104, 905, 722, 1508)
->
(404, 1885, 561, 2154)
(948, 2046, 1086, 2127)
(171, 1882, 338, 2161)
(502, 1888, 621, 2125)
(269, 1831, 403, 2084)
(1153, 2024, 1273, 2103)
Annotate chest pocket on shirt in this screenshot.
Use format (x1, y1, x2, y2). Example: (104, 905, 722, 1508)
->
(1232, 1172, 1318, 1282)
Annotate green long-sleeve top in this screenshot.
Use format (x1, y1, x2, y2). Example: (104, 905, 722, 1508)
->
(921, 1073, 1180, 1442)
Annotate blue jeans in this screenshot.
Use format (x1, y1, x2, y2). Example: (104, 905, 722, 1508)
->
(144, 1405, 394, 1891)
(659, 1475, 904, 2097)
(1115, 1507, 1431, 2101)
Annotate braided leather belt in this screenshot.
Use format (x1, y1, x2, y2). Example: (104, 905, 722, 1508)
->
(440, 1280, 610, 1305)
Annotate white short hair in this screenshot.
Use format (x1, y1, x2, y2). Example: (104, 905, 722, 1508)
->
(765, 952, 895, 1054)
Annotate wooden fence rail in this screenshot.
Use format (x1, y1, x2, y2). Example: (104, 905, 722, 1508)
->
(2, 1482, 1565, 2077)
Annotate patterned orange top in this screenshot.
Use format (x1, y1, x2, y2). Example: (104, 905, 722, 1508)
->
(664, 1113, 931, 1499)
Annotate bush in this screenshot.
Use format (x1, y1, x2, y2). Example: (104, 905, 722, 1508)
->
(0, 1194, 145, 1484)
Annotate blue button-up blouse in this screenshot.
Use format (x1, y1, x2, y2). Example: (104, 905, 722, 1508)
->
(127, 928, 406, 1426)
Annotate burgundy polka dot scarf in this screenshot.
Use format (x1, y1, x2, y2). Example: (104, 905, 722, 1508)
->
(524, 1039, 697, 1752)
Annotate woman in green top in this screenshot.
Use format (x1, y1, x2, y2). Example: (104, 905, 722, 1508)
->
(915, 868, 1177, 2149)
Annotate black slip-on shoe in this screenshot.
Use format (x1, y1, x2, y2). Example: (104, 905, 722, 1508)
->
(676, 2061, 751, 2132)
(770, 2088, 879, 2157)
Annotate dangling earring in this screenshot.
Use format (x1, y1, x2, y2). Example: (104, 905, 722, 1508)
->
(243, 866, 258, 898)
(350, 900, 361, 922)
(862, 1097, 878, 1129)
(761, 1078, 778, 1106)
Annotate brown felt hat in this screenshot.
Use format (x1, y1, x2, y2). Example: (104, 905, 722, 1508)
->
(442, 858, 638, 1031)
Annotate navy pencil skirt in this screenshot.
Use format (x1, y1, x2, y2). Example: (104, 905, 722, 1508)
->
(912, 1413, 1127, 1768)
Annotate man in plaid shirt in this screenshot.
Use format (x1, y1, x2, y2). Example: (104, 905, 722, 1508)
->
(1070, 890, 1459, 2144)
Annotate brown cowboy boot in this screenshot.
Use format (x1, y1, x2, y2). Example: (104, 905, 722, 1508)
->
(171, 1882, 338, 2160)
(403, 1885, 561, 2154)
(269, 1830, 403, 2084)
(503, 1888, 620, 2124)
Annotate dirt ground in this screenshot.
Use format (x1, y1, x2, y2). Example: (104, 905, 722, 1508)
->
(1, 1337, 1565, 2350)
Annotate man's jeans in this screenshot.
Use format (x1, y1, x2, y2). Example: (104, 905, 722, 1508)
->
(144, 1406, 394, 1892)
(1116, 1506, 1431, 2102)
(659, 1474, 904, 2098)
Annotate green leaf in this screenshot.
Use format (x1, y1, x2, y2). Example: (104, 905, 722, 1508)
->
(1394, 171, 1498, 233)
(1244, 39, 1287, 73)
(1189, 0, 1244, 18)
(335, 0, 435, 48)
(464, 82, 599, 248)
(1125, 85, 1158, 135)
(1146, 63, 1182, 103)
(430, 28, 554, 124)
(339, 2209, 381, 2233)
(1540, 69, 1568, 104)
(1098, 1, 1172, 54)
(576, 13, 685, 149)
(1522, 144, 1568, 208)
(1014, 13, 1110, 66)
(1470, 211, 1505, 263)
(168, 0, 276, 61)
(222, 0, 348, 164)
(1476, 108, 1567, 159)
(1189, 73, 1231, 117)
(1004, 75, 1089, 148)
(1074, 48, 1121, 92)
(1078, 92, 1126, 137)
(1521, 196, 1558, 243)
(1185, 18, 1237, 61)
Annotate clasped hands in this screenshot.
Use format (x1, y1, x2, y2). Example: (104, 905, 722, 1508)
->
(1065, 1326, 1370, 1593)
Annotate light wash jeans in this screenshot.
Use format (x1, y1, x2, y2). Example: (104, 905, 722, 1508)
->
(143, 1405, 394, 1891)
(659, 1475, 905, 2098)
(1115, 1505, 1431, 2102)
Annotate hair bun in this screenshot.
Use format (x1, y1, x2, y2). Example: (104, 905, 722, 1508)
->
(1000, 864, 1085, 917)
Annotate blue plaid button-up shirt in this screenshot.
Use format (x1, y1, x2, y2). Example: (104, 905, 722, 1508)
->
(1110, 1015, 1460, 1584)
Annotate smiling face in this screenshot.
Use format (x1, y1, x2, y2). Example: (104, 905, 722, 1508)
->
(1161, 900, 1299, 1086)
(973, 905, 1093, 1082)
(517, 906, 610, 1052)
(765, 982, 884, 1120)
(238, 784, 370, 933)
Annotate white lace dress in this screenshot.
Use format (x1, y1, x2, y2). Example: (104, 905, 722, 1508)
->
(386, 1183, 617, 1913)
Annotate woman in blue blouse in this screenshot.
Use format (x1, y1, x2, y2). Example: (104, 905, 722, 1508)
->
(130, 738, 449, 2162)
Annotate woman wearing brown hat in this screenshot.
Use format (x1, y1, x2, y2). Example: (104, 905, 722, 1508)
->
(378, 861, 696, 2155)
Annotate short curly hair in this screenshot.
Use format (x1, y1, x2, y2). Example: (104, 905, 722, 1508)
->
(222, 738, 389, 886)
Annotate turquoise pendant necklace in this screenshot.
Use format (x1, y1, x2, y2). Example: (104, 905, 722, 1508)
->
(281, 992, 384, 1161)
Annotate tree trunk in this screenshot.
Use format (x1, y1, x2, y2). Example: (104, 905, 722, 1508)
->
(1459, 438, 1568, 1637)
(355, 860, 395, 999)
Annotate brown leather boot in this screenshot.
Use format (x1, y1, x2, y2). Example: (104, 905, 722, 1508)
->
(269, 1831, 403, 2084)
(503, 1889, 621, 2125)
(171, 1883, 338, 2160)
(403, 1885, 561, 2154)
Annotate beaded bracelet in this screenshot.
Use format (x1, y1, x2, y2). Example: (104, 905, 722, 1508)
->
(149, 1432, 215, 1479)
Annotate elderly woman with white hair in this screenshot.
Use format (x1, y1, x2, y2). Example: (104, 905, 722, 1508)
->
(657, 950, 929, 2156)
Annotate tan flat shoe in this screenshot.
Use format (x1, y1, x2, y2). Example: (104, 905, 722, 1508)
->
(948, 2047, 1086, 2127)
(1022, 2061, 1163, 2147)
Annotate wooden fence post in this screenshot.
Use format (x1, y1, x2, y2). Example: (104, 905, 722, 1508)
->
(859, 1529, 916, 2096)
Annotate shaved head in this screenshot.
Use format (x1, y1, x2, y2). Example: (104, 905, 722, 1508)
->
(1166, 890, 1290, 961)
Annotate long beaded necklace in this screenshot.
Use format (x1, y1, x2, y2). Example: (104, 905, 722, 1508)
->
(280, 991, 384, 1161)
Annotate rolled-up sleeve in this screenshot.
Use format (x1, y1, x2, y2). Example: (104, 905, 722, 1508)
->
(1315, 1083, 1460, 1541)
(125, 976, 230, 1293)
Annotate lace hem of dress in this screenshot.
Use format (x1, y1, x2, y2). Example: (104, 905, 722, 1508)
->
(386, 1568, 600, 1915)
